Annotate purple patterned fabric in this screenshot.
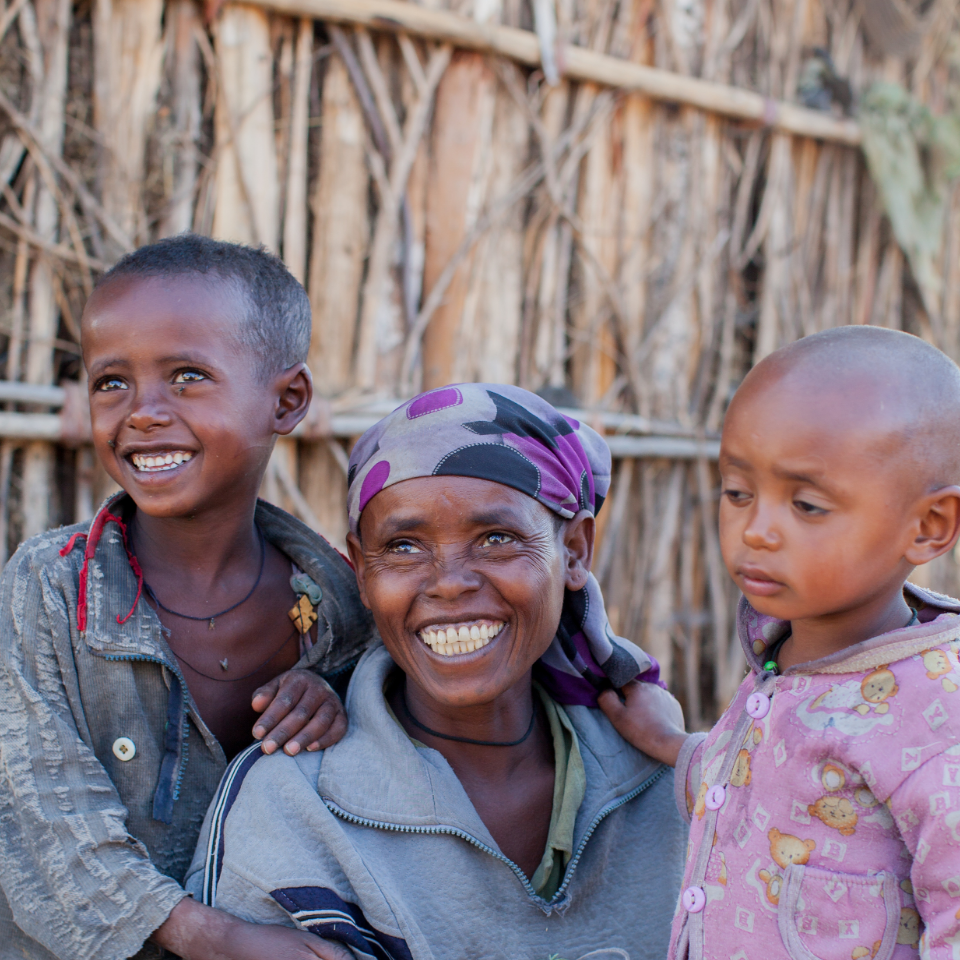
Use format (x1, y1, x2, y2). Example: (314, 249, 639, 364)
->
(346, 384, 662, 706)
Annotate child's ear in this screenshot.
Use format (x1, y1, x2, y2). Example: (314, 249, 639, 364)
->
(906, 485, 960, 566)
(273, 362, 313, 435)
(562, 510, 595, 592)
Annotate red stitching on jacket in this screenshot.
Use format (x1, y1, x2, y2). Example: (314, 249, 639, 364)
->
(59, 510, 144, 631)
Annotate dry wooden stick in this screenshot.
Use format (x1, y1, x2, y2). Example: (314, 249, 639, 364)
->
(251, 0, 862, 144)
(0, 88, 133, 254)
(354, 41, 452, 390)
(0, 0, 28, 43)
(355, 28, 402, 154)
(0, 210, 108, 270)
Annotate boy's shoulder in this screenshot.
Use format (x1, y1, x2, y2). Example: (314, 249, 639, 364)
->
(3, 517, 91, 586)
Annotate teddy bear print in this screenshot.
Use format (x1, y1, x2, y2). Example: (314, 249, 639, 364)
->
(808, 795, 858, 835)
(850, 943, 881, 959)
(897, 907, 921, 946)
(821, 762, 846, 792)
(694, 781, 708, 819)
(757, 868, 783, 905)
(856, 666, 898, 715)
(730, 749, 752, 788)
(922, 648, 960, 693)
(768, 827, 816, 868)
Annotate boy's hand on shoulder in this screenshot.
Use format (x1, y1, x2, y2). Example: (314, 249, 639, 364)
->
(598, 680, 689, 767)
(251, 670, 347, 756)
(154, 898, 354, 960)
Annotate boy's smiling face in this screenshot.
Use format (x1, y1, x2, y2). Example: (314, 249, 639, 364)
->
(82, 273, 310, 519)
(718, 352, 960, 636)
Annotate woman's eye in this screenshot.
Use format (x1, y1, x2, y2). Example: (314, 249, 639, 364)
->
(388, 541, 422, 555)
(482, 532, 514, 546)
(95, 377, 128, 392)
(173, 370, 207, 384)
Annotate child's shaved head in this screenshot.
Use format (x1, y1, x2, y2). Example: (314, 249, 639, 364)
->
(87, 234, 310, 375)
(734, 326, 960, 493)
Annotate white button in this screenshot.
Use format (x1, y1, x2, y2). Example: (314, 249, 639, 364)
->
(705, 785, 726, 810)
(682, 886, 706, 913)
(746, 691, 771, 720)
(112, 737, 136, 761)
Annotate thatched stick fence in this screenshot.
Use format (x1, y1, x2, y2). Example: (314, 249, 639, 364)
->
(1, 0, 958, 725)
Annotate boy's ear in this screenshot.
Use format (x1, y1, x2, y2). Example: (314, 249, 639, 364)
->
(272, 362, 313, 435)
(345, 532, 372, 609)
(562, 510, 595, 592)
(906, 485, 960, 566)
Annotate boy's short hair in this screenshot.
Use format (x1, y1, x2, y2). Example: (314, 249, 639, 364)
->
(94, 234, 311, 373)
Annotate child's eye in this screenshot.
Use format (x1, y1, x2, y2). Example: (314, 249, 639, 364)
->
(722, 488, 750, 504)
(95, 376, 128, 392)
(794, 500, 827, 516)
(173, 370, 207, 384)
(482, 532, 514, 546)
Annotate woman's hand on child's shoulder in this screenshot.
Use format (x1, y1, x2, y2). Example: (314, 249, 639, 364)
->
(598, 680, 689, 767)
(251, 670, 347, 756)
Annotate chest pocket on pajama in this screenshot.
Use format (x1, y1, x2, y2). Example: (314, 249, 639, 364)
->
(776, 865, 902, 960)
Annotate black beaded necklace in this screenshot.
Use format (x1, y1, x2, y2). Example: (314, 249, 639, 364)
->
(143, 525, 266, 631)
(399, 686, 537, 747)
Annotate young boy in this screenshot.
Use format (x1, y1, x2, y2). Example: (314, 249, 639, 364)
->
(600, 326, 960, 960)
(0, 236, 373, 960)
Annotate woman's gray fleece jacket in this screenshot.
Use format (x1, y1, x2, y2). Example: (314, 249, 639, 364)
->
(185, 643, 687, 960)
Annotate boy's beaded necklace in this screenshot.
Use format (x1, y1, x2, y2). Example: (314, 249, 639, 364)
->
(761, 608, 921, 675)
(142, 525, 266, 632)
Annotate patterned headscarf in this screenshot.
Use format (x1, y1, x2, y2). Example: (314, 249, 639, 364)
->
(347, 384, 662, 705)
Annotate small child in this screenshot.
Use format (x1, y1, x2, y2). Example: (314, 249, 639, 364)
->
(0, 236, 373, 960)
(600, 326, 960, 960)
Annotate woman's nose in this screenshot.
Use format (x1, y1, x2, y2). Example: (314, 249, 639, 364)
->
(424, 549, 482, 599)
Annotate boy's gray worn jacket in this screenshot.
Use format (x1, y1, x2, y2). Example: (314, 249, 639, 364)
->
(0, 492, 374, 960)
(185, 643, 687, 960)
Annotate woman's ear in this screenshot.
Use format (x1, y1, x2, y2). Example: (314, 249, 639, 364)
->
(905, 485, 960, 566)
(273, 362, 313, 435)
(562, 510, 595, 592)
(345, 531, 372, 609)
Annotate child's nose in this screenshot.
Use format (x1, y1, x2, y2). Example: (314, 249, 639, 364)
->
(127, 391, 174, 431)
(742, 506, 781, 549)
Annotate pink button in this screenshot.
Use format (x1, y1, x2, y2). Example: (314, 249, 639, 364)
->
(705, 785, 726, 810)
(746, 691, 770, 720)
(682, 886, 706, 913)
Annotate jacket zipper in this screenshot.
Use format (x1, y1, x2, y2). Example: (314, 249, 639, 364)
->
(322, 764, 667, 908)
(102, 652, 193, 803)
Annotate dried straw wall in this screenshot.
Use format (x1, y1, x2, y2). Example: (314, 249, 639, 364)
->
(0, 0, 958, 723)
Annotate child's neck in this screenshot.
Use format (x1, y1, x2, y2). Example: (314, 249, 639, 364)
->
(776, 586, 914, 672)
(128, 497, 263, 594)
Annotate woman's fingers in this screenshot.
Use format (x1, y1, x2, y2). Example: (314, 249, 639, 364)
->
(252, 670, 346, 755)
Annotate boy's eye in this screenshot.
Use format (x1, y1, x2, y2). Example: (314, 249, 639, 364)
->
(794, 499, 827, 516)
(482, 532, 514, 546)
(95, 376, 128, 392)
(722, 488, 750, 504)
(173, 370, 207, 384)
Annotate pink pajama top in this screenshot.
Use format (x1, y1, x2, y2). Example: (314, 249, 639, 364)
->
(671, 583, 960, 960)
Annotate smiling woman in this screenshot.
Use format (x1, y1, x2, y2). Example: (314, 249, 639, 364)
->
(186, 384, 688, 960)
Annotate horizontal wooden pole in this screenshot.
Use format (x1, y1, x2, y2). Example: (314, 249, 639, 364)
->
(250, 0, 861, 146)
(0, 409, 720, 458)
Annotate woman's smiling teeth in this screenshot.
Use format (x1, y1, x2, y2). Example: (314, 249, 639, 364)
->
(130, 451, 193, 472)
(419, 621, 504, 657)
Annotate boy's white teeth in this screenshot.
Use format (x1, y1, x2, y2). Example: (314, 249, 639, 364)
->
(419, 621, 504, 656)
(131, 451, 193, 472)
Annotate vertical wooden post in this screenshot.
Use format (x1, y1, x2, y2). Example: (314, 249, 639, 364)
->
(283, 17, 312, 284)
(420, 50, 497, 390)
(22, 0, 71, 539)
(158, 0, 202, 237)
(212, 3, 279, 248)
(92, 0, 165, 247)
